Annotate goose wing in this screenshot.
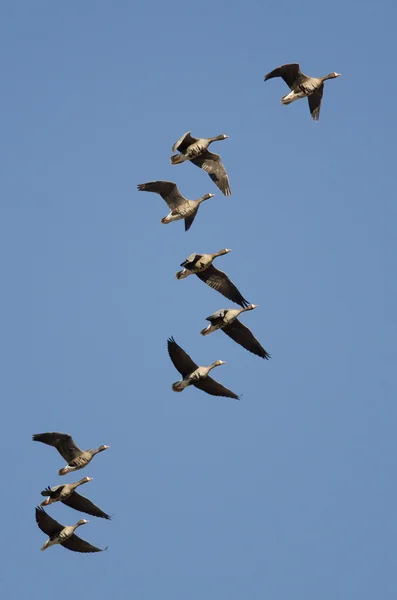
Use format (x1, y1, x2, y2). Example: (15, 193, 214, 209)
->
(167, 337, 198, 377)
(62, 491, 111, 520)
(196, 265, 249, 308)
(180, 253, 202, 268)
(41, 484, 64, 497)
(184, 208, 199, 232)
(206, 309, 227, 324)
(61, 533, 107, 553)
(308, 85, 324, 121)
(35, 506, 64, 536)
(32, 432, 82, 462)
(172, 131, 198, 153)
(223, 320, 271, 359)
(264, 63, 303, 89)
(191, 151, 231, 196)
(193, 376, 240, 400)
(137, 181, 186, 210)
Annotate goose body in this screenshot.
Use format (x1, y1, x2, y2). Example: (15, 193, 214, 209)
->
(137, 181, 214, 231)
(40, 477, 111, 519)
(264, 63, 341, 121)
(176, 249, 250, 308)
(201, 305, 271, 359)
(170, 132, 231, 196)
(167, 337, 240, 400)
(35, 507, 107, 553)
(32, 432, 110, 476)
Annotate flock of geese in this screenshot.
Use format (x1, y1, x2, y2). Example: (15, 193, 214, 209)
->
(32, 62, 341, 553)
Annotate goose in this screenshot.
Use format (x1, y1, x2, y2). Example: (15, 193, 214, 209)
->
(32, 432, 110, 476)
(35, 507, 107, 553)
(170, 132, 231, 196)
(201, 305, 271, 359)
(176, 249, 249, 308)
(40, 477, 111, 520)
(137, 181, 214, 231)
(264, 63, 341, 121)
(167, 337, 240, 400)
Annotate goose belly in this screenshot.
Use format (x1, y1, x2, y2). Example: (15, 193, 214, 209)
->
(281, 89, 307, 104)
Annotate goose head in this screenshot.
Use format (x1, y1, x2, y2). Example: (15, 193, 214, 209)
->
(216, 134, 229, 140)
(212, 360, 226, 367)
(200, 193, 215, 202)
(95, 444, 110, 454)
(244, 304, 258, 311)
(217, 248, 232, 256)
(324, 72, 341, 81)
(76, 519, 89, 527)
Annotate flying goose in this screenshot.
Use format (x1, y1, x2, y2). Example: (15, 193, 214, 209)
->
(264, 63, 341, 121)
(40, 477, 111, 520)
(35, 506, 107, 553)
(201, 305, 271, 359)
(170, 132, 231, 196)
(167, 337, 240, 400)
(32, 432, 110, 476)
(137, 180, 214, 231)
(176, 249, 249, 308)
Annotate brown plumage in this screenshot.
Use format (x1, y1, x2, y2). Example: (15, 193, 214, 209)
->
(40, 477, 111, 519)
(170, 132, 231, 196)
(35, 506, 107, 553)
(32, 432, 110, 476)
(264, 63, 341, 121)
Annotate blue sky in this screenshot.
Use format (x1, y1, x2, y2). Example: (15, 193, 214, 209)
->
(1, 1, 396, 598)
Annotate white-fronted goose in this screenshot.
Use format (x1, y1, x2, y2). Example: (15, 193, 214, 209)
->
(264, 63, 341, 121)
(176, 249, 249, 308)
(35, 507, 107, 553)
(170, 132, 231, 196)
(40, 477, 111, 520)
(167, 337, 240, 400)
(32, 432, 110, 476)
(137, 181, 214, 231)
(201, 305, 271, 359)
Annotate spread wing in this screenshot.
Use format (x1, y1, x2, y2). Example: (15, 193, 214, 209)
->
(264, 63, 302, 89)
(167, 337, 198, 377)
(35, 506, 64, 536)
(223, 320, 271, 359)
(171, 131, 198, 153)
(32, 432, 82, 462)
(184, 208, 199, 232)
(191, 151, 231, 196)
(193, 376, 240, 400)
(308, 85, 324, 121)
(137, 181, 186, 210)
(62, 491, 111, 520)
(41, 485, 64, 497)
(196, 265, 249, 308)
(61, 533, 107, 553)
(180, 253, 201, 268)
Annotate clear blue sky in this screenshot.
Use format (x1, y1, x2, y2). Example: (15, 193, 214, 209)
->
(1, 1, 396, 598)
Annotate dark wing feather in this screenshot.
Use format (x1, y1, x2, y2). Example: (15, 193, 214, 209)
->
(184, 208, 199, 232)
(62, 491, 111, 520)
(264, 63, 302, 88)
(196, 265, 249, 308)
(223, 320, 271, 359)
(41, 485, 64, 497)
(61, 533, 107, 553)
(308, 85, 324, 121)
(32, 432, 81, 462)
(35, 506, 64, 536)
(193, 376, 240, 400)
(167, 337, 198, 377)
(180, 253, 202, 268)
(191, 151, 231, 196)
(172, 131, 198, 153)
(137, 181, 185, 210)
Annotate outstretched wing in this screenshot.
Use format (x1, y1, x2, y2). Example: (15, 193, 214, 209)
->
(264, 63, 302, 89)
(32, 432, 82, 462)
(62, 491, 111, 520)
(223, 320, 270, 359)
(184, 208, 199, 232)
(61, 533, 107, 553)
(167, 337, 198, 377)
(193, 376, 240, 400)
(308, 85, 324, 121)
(35, 506, 64, 536)
(196, 265, 249, 308)
(137, 181, 186, 210)
(171, 131, 198, 153)
(191, 151, 231, 196)
(41, 485, 64, 497)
